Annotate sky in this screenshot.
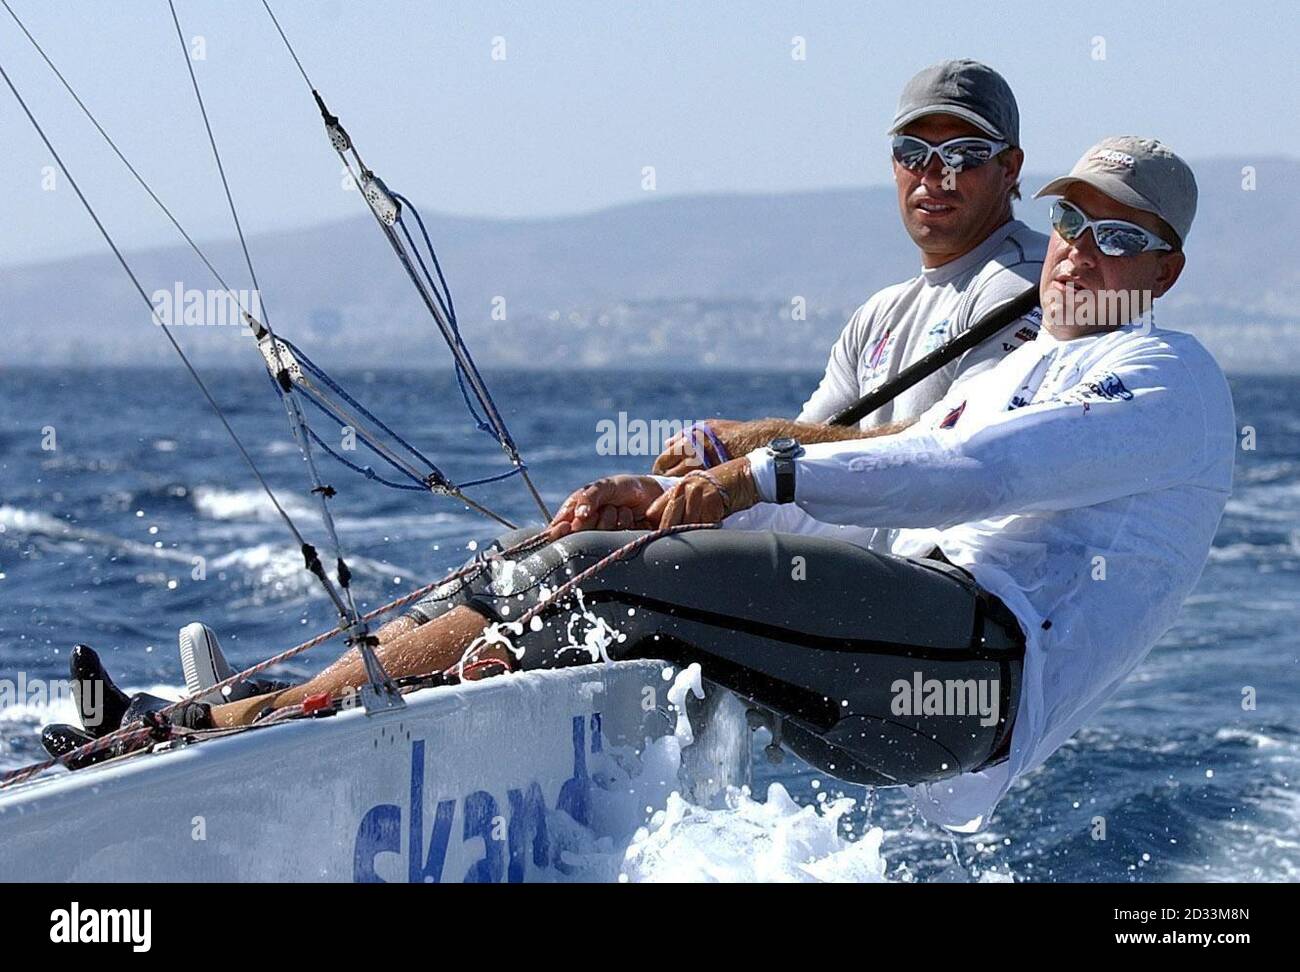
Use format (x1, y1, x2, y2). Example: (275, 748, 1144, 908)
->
(1, 0, 1296, 265)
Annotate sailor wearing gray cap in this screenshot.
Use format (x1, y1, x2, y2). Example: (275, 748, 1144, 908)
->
(883, 58, 1030, 269)
(888, 57, 1021, 146)
(1035, 136, 1196, 335)
(653, 59, 1046, 558)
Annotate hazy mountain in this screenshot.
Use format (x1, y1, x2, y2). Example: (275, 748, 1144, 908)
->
(3, 157, 1296, 372)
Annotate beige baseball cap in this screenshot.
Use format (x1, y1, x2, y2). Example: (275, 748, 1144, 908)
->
(1034, 136, 1198, 246)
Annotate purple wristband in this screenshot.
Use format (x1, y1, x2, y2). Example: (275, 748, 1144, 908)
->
(688, 422, 732, 469)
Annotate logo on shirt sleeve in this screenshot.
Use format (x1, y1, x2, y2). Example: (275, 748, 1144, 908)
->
(938, 400, 967, 429)
(998, 309, 1042, 353)
(1071, 371, 1135, 402)
(868, 328, 893, 371)
(923, 317, 952, 353)
(1008, 308, 1042, 349)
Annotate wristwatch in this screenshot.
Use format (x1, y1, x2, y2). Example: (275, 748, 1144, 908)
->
(766, 436, 804, 504)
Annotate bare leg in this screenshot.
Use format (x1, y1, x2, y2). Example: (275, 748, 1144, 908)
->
(209, 605, 508, 728)
(374, 615, 418, 643)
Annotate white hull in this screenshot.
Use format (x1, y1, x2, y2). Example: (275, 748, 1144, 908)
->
(0, 661, 746, 882)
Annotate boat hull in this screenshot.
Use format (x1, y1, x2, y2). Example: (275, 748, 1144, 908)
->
(0, 661, 739, 882)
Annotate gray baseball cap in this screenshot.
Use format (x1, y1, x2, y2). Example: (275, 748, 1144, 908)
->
(1034, 136, 1198, 246)
(888, 59, 1020, 146)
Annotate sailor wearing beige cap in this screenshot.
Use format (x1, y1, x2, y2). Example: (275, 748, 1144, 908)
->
(718, 137, 1235, 825)
(724, 138, 1234, 826)
(1034, 136, 1196, 336)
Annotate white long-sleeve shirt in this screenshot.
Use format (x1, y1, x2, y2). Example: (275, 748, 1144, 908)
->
(797, 218, 1045, 553)
(742, 323, 1236, 829)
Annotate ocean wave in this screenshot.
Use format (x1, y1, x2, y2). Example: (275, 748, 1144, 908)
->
(1223, 496, 1300, 523)
(0, 505, 74, 538)
(1207, 533, 1300, 562)
(36, 454, 122, 475)
(0, 504, 195, 564)
(1235, 460, 1299, 486)
(208, 543, 415, 606)
(191, 486, 319, 524)
(1211, 726, 1295, 750)
(332, 510, 474, 536)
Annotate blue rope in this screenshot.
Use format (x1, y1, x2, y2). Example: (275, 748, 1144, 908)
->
(284, 337, 446, 474)
(298, 379, 525, 490)
(265, 352, 527, 494)
(291, 380, 430, 489)
(458, 465, 525, 489)
(394, 212, 490, 435)
(262, 369, 420, 488)
(391, 196, 485, 431)
(255, 199, 531, 501)
(392, 191, 519, 454)
(303, 424, 428, 491)
(392, 191, 457, 323)
(395, 209, 455, 324)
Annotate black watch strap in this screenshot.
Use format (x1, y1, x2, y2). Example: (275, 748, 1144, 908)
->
(774, 455, 796, 504)
(767, 437, 803, 504)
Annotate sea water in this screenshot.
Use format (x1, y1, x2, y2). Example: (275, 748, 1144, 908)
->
(1, 366, 1297, 882)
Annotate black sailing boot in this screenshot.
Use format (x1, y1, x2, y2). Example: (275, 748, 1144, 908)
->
(69, 643, 131, 737)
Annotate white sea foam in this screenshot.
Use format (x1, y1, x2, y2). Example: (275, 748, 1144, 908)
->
(332, 510, 469, 536)
(191, 486, 476, 545)
(0, 505, 72, 537)
(192, 486, 318, 523)
(573, 664, 895, 883)
(1212, 726, 1288, 749)
(1207, 535, 1300, 563)
(209, 543, 413, 605)
(618, 785, 889, 882)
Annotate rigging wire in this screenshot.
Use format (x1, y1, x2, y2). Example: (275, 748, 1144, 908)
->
(259, 0, 553, 521)
(1, 0, 519, 528)
(0, 0, 242, 311)
(391, 190, 494, 437)
(166, 0, 368, 637)
(0, 56, 346, 612)
(165, 0, 270, 328)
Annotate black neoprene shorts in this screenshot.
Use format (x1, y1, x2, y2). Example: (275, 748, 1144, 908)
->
(405, 526, 1025, 787)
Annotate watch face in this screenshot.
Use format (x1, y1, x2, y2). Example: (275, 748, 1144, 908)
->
(770, 436, 797, 454)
